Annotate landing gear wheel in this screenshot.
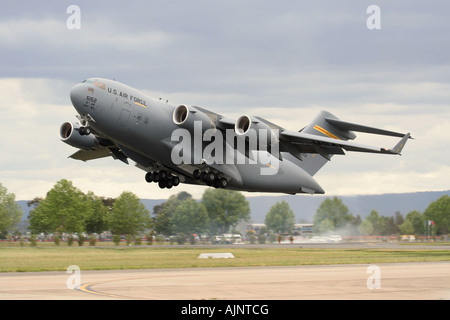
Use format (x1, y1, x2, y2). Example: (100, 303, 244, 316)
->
(159, 170, 167, 180)
(172, 176, 180, 186)
(207, 172, 216, 183)
(79, 127, 91, 135)
(219, 178, 228, 188)
(145, 172, 153, 183)
(193, 169, 201, 180)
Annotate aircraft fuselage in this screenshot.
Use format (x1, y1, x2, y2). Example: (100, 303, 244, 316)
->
(64, 77, 410, 194)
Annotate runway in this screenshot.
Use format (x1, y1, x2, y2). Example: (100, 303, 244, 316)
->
(1, 262, 449, 300)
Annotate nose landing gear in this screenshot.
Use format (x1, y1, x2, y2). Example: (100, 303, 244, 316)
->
(78, 126, 91, 136)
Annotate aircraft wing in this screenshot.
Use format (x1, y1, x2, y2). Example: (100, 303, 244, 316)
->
(281, 130, 411, 156)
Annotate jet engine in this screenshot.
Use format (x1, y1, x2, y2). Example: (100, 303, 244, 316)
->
(235, 115, 279, 146)
(60, 122, 98, 150)
(173, 104, 215, 133)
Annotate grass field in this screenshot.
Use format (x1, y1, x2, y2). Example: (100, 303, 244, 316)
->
(1, 245, 449, 272)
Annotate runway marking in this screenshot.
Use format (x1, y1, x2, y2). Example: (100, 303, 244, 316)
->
(74, 262, 450, 300)
(79, 279, 145, 300)
(77, 271, 233, 300)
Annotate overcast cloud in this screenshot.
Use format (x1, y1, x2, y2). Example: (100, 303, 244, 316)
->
(1, 1, 449, 200)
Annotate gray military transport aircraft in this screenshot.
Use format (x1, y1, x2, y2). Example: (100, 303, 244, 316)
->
(60, 78, 411, 195)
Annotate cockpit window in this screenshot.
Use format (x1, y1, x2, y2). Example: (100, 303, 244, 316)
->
(82, 79, 105, 89)
(81, 79, 105, 90)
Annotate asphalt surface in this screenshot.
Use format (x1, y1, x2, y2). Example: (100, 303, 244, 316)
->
(1, 261, 449, 300)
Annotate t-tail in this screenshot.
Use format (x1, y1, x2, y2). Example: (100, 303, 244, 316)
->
(282, 111, 412, 176)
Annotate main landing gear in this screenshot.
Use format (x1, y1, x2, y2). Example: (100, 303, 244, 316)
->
(145, 170, 228, 189)
(145, 171, 180, 189)
(192, 169, 228, 189)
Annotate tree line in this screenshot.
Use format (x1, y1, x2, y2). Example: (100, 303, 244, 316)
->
(310, 196, 449, 237)
(0, 180, 449, 242)
(262, 196, 449, 238)
(0, 180, 251, 242)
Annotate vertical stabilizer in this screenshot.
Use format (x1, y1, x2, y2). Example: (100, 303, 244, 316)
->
(298, 111, 353, 176)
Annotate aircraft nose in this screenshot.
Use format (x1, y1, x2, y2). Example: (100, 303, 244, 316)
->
(70, 83, 86, 113)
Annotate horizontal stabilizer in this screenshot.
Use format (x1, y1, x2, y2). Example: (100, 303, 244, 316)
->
(281, 130, 411, 156)
(325, 117, 413, 139)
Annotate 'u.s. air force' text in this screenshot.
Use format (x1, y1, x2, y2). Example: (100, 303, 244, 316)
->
(107, 87, 147, 107)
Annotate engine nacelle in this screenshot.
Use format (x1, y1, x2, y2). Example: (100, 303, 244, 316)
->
(173, 104, 215, 133)
(60, 122, 98, 150)
(235, 115, 279, 146)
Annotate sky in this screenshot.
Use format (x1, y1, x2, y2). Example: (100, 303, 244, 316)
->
(1, 1, 449, 200)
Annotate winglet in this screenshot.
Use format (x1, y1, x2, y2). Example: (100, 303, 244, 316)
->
(385, 133, 411, 155)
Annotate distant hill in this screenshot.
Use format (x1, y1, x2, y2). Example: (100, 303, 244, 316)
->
(17, 190, 449, 227)
(245, 190, 450, 223)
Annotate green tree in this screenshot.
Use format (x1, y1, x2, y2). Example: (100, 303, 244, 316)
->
(202, 189, 250, 234)
(27, 197, 43, 209)
(313, 197, 353, 232)
(153, 192, 193, 236)
(265, 201, 295, 233)
(359, 220, 374, 236)
(401, 210, 424, 236)
(172, 198, 209, 235)
(424, 195, 450, 235)
(84, 192, 110, 235)
(349, 214, 363, 235)
(29, 179, 90, 234)
(399, 219, 415, 235)
(315, 218, 334, 235)
(152, 203, 172, 236)
(394, 211, 404, 228)
(109, 191, 151, 236)
(384, 216, 398, 235)
(258, 226, 267, 244)
(366, 210, 385, 235)
(0, 183, 23, 237)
